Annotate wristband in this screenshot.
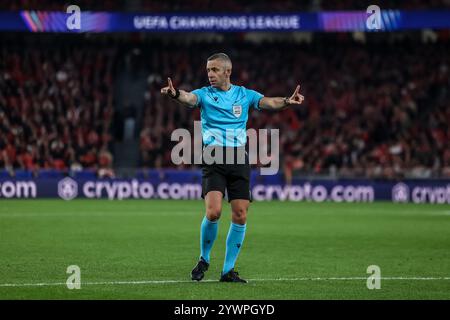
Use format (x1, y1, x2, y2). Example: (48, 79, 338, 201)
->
(170, 88, 180, 99)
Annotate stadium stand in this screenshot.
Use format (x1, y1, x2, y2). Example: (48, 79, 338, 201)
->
(138, 35, 450, 179)
(1, 32, 449, 179)
(0, 40, 116, 177)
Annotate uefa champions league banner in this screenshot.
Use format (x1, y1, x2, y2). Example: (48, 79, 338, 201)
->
(0, 10, 450, 32)
(0, 174, 449, 204)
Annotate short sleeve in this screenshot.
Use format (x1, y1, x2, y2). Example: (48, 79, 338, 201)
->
(245, 88, 264, 111)
(191, 88, 204, 108)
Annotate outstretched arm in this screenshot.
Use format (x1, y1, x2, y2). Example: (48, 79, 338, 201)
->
(160, 77, 198, 108)
(259, 85, 304, 110)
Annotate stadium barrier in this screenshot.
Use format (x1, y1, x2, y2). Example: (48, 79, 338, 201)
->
(0, 170, 449, 204)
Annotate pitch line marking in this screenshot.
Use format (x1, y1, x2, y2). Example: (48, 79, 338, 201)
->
(1, 277, 450, 288)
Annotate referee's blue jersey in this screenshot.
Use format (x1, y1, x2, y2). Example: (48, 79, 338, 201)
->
(192, 84, 264, 147)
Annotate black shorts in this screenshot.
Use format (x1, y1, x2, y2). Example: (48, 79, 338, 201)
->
(201, 146, 252, 202)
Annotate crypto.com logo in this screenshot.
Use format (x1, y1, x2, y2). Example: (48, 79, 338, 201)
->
(58, 177, 78, 200)
(171, 121, 279, 175)
(366, 5, 382, 30)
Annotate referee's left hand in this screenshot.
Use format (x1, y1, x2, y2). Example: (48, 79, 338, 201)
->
(286, 85, 304, 105)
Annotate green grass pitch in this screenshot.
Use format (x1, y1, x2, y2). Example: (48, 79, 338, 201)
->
(0, 200, 449, 299)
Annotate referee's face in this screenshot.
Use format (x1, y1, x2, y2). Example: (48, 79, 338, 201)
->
(206, 59, 231, 88)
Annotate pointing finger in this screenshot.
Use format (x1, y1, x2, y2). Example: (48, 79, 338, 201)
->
(290, 85, 300, 99)
(168, 77, 174, 89)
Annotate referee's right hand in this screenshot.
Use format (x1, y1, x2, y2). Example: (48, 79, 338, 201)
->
(161, 77, 176, 97)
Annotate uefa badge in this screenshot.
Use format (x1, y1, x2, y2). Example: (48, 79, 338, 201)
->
(232, 105, 242, 118)
(58, 177, 78, 201)
(392, 182, 409, 203)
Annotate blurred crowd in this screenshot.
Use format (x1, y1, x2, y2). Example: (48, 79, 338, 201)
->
(1, 33, 449, 179)
(1, 0, 449, 12)
(139, 36, 450, 179)
(0, 43, 117, 177)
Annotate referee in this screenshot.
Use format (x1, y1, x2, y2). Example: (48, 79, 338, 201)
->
(161, 53, 304, 282)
